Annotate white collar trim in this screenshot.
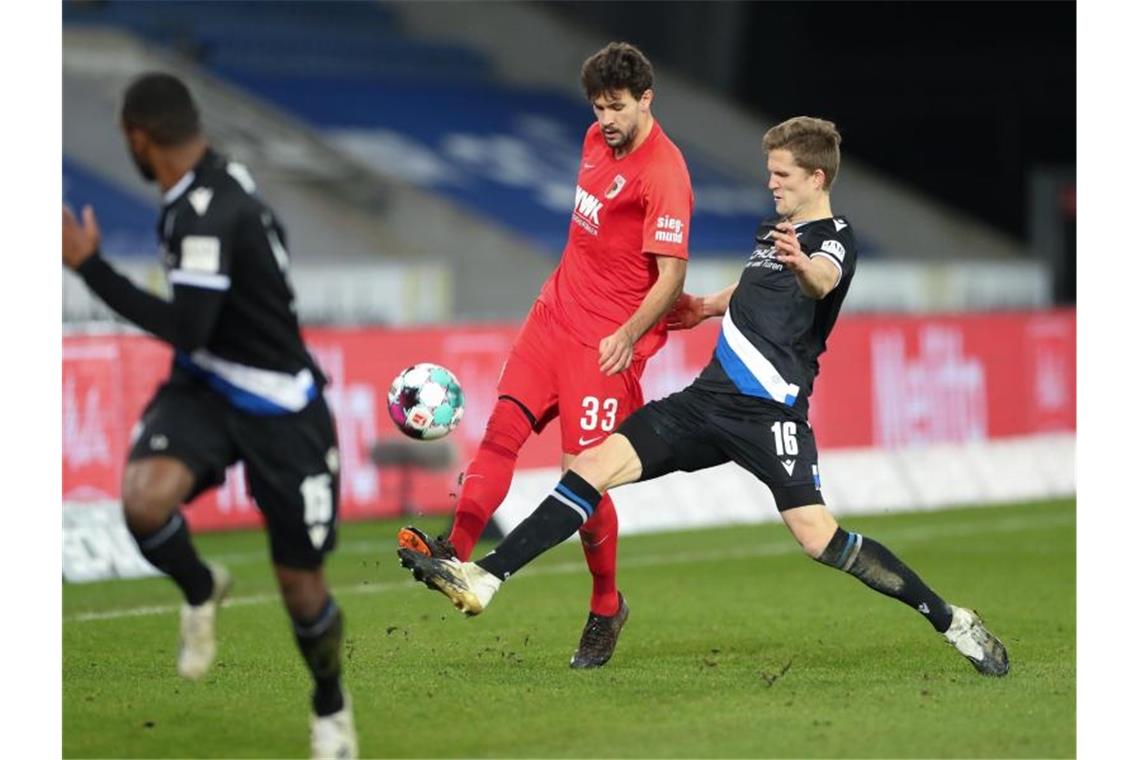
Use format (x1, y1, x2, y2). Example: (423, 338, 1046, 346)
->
(163, 171, 196, 205)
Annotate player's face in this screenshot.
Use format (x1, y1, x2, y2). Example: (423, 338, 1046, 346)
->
(767, 149, 822, 219)
(592, 89, 649, 150)
(123, 126, 157, 182)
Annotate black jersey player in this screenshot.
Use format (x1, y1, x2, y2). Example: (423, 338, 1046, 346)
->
(396, 116, 1009, 678)
(62, 73, 357, 757)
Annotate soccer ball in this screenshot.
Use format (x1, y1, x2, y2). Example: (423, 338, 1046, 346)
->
(387, 363, 465, 440)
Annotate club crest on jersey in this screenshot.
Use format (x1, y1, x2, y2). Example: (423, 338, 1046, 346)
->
(604, 174, 627, 200)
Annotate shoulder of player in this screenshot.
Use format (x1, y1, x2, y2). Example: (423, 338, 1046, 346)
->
(583, 121, 603, 147)
(802, 217, 856, 246)
(171, 164, 262, 229)
(637, 135, 692, 189)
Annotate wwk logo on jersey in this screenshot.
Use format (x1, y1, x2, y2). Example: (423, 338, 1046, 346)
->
(655, 215, 685, 245)
(573, 185, 604, 235)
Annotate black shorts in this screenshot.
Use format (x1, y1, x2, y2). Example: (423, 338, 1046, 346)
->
(128, 379, 340, 569)
(617, 385, 824, 511)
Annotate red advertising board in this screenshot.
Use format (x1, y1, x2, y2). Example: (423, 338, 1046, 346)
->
(63, 309, 1075, 531)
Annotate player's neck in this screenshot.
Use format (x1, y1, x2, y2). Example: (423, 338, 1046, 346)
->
(613, 114, 655, 160)
(154, 138, 209, 194)
(786, 195, 833, 225)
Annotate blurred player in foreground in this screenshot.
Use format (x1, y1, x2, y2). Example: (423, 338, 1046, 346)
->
(398, 41, 693, 668)
(62, 73, 357, 758)
(398, 116, 1009, 678)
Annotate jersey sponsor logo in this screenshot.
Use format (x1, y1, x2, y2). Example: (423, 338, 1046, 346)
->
(781, 458, 796, 476)
(746, 243, 785, 271)
(573, 185, 604, 235)
(604, 174, 627, 199)
(820, 239, 847, 262)
(180, 236, 222, 273)
(188, 187, 214, 216)
(834, 218, 848, 232)
(654, 214, 685, 245)
(578, 434, 605, 447)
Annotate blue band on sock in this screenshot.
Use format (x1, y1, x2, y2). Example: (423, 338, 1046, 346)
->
(294, 597, 339, 637)
(138, 513, 185, 552)
(554, 483, 595, 517)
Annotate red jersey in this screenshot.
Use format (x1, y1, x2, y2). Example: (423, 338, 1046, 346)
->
(538, 120, 693, 360)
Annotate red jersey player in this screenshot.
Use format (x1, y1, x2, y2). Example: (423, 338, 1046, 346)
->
(398, 41, 692, 668)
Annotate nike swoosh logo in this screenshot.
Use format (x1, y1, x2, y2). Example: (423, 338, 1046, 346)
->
(578, 435, 605, 447)
(583, 162, 596, 169)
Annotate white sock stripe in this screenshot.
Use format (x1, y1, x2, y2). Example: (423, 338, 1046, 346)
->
(139, 513, 185, 552)
(841, 533, 864, 572)
(550, 491, 589, 523)
(293, 600, 340, 638)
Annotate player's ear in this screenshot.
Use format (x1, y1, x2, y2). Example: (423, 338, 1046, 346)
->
(123, 125, 147, 153)
(639, 88, 654, 112)
(812, 168, 826, 191)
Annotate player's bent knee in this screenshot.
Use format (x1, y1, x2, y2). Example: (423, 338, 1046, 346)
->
(480, 397, 534, 458)
(274, 564, 329, 620)
(121, 458, 195, 532)
(572, 434, 642, 493)
(781, 503, 837, 559)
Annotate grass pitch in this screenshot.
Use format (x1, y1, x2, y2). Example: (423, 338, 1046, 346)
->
(63, 499, 1075, 758)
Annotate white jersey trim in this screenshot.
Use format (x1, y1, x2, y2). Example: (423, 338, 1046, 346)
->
(186, 350, 316, 412)
(809, 252, 844, 288)
(168, 270, 232, 291)
(163, 171, 196, 206)
(721, 306, 801, 404)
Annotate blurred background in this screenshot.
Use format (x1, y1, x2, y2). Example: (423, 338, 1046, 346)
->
(62, 0, 1075, 580)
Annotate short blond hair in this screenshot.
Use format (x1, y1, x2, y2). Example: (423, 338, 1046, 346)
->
(762, 116, 842, 190)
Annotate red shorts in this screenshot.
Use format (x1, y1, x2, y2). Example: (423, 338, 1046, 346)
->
(498, 301, 646, 455)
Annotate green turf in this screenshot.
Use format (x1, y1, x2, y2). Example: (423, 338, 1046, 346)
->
(63, 499, 1075, 758)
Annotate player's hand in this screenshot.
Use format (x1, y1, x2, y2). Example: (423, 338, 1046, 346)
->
(62, 205, 101, 270)
(666, 292, 704, 330)
(772, 221, 809, 273)
(598, 325, 635, 376)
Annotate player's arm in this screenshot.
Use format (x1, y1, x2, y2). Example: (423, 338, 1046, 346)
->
(64, 205, 180, 342)
(772, 222, 841, 299)
(598, 254, 686, 376)
(666, 282, 738, 329)
(63, 204, 226, 351)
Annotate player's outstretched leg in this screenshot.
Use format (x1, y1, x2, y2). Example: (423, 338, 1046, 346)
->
(787, 505, 1009, 676)
(398, 435, 643, 619)
(277, 566, 357, 760)
(398, 470, 604, 615)
(122, 458, 228, 679)
(397, 397, 532, 562)
(571, 496, 629, 668)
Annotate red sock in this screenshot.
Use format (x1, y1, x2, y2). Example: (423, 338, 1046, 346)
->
(579, 493, 620, 616)
(447, 398, 531, 560)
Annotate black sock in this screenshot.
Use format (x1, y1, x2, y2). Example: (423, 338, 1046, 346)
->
(477, 471, 601, 580)
(131, 513, 214, 606)
(816, 527, 954, 633)
(293, 597, 345, 717)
